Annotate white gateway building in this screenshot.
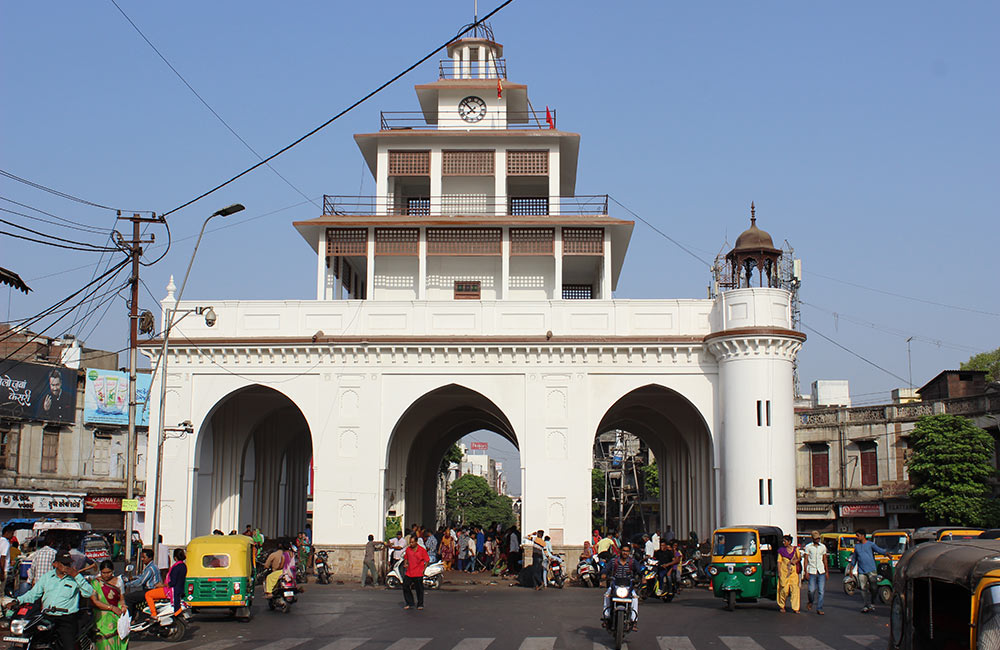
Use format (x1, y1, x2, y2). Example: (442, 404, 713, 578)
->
(145, 35, 804, 557)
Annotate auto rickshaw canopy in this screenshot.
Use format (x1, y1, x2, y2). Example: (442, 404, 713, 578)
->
(185, 534, 255, 577)
(895, 539, 1000, 591)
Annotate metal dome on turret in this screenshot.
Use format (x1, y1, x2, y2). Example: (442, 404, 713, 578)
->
(725, 202, 783, 288)
(732, 202, 780, 254)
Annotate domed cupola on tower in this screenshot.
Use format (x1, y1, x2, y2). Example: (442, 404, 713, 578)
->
(726, 202, 782, 288)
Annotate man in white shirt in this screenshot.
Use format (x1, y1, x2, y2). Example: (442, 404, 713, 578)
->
(643, 534, 654, 558)
(390, 532, 407, 563)
(651, 530, 661, 549)
(0, 526, 13, 585)
(803, 530, 829, 615)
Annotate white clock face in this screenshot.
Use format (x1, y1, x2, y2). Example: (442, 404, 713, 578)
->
(458, 96, 487, 123)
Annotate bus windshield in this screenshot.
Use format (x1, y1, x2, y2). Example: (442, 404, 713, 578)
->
(714, 531, 757, 557)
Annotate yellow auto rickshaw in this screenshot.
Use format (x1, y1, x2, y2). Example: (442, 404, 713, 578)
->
(820, 532, 856, 572)
(707, 526, 783, 611)
(889, 539, 1000, 649)
(184, 535, 256, 621)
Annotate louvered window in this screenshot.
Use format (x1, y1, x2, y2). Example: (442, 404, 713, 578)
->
(388, 150, 430, 175)
(506, 150, 548, 175)
(375, 228, 419, 255)
(443, 150, 494, 175)
(562, 228, 604, 255)
(427, 228, 501, 255)
(810, 444, 830, 488)
(510, 228, 554, 255)
(326, 228, 368, 256)
(859, 442, 878, 486)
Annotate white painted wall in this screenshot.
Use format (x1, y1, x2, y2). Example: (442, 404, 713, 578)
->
(426, 257, 501, 300)
(373, 256, 418, 300)
(508, 257, 553, 300)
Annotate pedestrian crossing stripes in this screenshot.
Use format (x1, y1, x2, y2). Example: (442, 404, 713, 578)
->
(145, 633, 887, 649)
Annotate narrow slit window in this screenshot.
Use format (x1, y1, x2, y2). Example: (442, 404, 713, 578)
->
(756, 400, 763, 427)
(758, 479, 764, 505)
(767, 479, 773, 505)
(766, 400, 772, 426)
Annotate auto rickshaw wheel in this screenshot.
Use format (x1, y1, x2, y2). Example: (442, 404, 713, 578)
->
(878, 584, 892, 604)
(725, 590, 736, 611)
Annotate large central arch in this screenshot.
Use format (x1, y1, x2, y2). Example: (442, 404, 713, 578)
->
(595, 384, 714, 540)
(193, 385, 312, 538)
(385, 384, 519, 529)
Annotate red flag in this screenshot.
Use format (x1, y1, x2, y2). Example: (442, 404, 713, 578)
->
(497, 78, 503, 99)
(545, 106, 554, 129)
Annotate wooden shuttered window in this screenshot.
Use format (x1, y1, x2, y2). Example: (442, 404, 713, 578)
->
(375, 228, 418, 255)
(454, 281, 481, 299)
(562, 227, 604, 255)
(327, 228, 368, 256)
(859, 442, 878, 486)
(388, 151, 430, 175)
(427, 228, 501, 256)
(510, 228, 554, 255)
(810, 444, 830, 488)
(442, 150, 494, 175)
(506, 150, 548, 175)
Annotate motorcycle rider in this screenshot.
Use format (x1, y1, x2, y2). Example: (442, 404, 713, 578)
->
(601, 544, 641, 630)
(4, 550, 95, 650)
(124, 548, 161, 617)
(667, 540, 684, 589)
(653, 540, 677, 593)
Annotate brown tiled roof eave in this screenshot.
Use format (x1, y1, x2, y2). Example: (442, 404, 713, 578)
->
(140, 334, 706, 348)
(354, 130, 579, 139)
(703, 327, 806, 343)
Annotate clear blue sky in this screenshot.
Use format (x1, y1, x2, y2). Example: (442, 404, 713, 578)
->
(3, 0, 997, 426)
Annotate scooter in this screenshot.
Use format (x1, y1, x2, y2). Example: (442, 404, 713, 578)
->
(548, 556, 566, 589)
(385, 557, 445, 590)
(638, 558, 675, 602)
(679, 556, 706, 589)
(843, 562, 893, 604)
(602, 578, 637, 650)
(266, 572, 298, 613)
(577, 558, 599, 588)
(314, 550, 331, 585)
(132, 599, 189, 642)
(1, 601, 95, 649)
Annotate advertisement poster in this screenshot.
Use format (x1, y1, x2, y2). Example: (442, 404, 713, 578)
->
(83, 368, 152, 426)
(0, 361, 77, 425)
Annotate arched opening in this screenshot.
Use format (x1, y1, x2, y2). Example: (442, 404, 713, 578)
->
(592, 385, 714, 543)
(193, 385, 312, 538)
(384, 384, 520, 531)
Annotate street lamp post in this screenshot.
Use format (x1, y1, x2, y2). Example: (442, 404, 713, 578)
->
(151, 204, 244, 561)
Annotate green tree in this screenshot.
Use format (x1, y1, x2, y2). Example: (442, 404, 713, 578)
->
(439, 443, 463, 476)
(643, 461, 660, 499)
(592, 468, 606, 532)
(445, 473, 515, 528)
(907, 414, 998, 526)
(960, 347, 1000, 382)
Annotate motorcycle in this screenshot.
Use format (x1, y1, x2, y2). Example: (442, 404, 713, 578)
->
(548, 556, 566, 589)
(843, 563, 893, 604)
(132, 599, 189, 643)
(679, 556, 706, 589)
(602, 578, 636, 650)
(385, 557, 444, 590)
(638, 558, 675, 602)
(1, 602, 95, 649)
(577, 558, 599, 588)
(266, 573, 298, 613)
(314, 551, 331, 585)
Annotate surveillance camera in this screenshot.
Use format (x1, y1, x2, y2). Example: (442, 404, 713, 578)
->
(203, 307, 217, 327)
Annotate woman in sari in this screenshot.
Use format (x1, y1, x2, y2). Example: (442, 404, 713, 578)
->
(776, 534, 802, 613)
(440, 529, 455, 570)
(90, 559, 128, 650)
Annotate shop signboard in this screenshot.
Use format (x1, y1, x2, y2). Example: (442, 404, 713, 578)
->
(470, 442, 488, 451)
(0, 490, 84, 513)
(83, 368, 152, 426)
(839, 503, 884, 518)
(83, 496, 146, 512)
(0, 361, 77, 424)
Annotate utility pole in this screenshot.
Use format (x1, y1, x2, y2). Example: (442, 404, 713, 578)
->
(116, 212, 161, 571)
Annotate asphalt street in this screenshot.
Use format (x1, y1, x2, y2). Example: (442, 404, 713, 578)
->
(143, 576, 889, 650)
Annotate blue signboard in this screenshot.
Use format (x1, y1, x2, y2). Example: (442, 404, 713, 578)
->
(0, 360, 77, 425)
(83, 368, 151, 426)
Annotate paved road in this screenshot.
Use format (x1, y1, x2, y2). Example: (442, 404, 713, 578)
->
(144, 579, 888, 650)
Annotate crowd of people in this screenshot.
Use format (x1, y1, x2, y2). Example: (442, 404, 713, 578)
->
(382, 523, 527, 578)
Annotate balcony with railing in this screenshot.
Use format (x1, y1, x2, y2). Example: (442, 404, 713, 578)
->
(438, 58, 507, 80)
(380, 107, 555, 131)
(322, 194, 608, 217)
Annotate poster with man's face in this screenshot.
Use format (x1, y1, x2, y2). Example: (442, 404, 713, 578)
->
(0, 361, 77, 424)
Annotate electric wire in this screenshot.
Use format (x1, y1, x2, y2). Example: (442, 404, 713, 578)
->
(0, 229, 122, 253)
(0, 215, 121, 251)
(0, 168, 145, 213)
(608, 196, 712, 267)
(801, 322, 909, 384)
(0, 197, 113, 235)
(158, 0, 516, 220)
(808, 270, 1000, 318)
(108, 0, 320, 210)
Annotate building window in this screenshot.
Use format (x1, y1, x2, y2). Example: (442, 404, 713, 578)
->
(766, 400, 772, 426)
(427, 228, 502, 256)
(388, 150, 430, 176)
(562, 284, 593, 300)
(442, 150, 494, 175)
(562, 228, 604, 255)
(758, 479, 764, 505)
(757, 400, 762, 426)
(858, 441, 878, 486)
(509, 197, 549, 216)
(326, 228, 368, 256)
(41, 429, 59, 473)
(510, 228, 554, 255)
(810, 444, 830, 488)
(0, 425, 18, 471)
(454, 281, 481, 300)
(506, 150, 548, 176)
(767, 478, 773, 505)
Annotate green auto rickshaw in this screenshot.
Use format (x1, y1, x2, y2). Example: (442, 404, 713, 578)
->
(708, 525, 783, 611)
(820, 532, 856, 572)
(184, 534, 256, 621)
